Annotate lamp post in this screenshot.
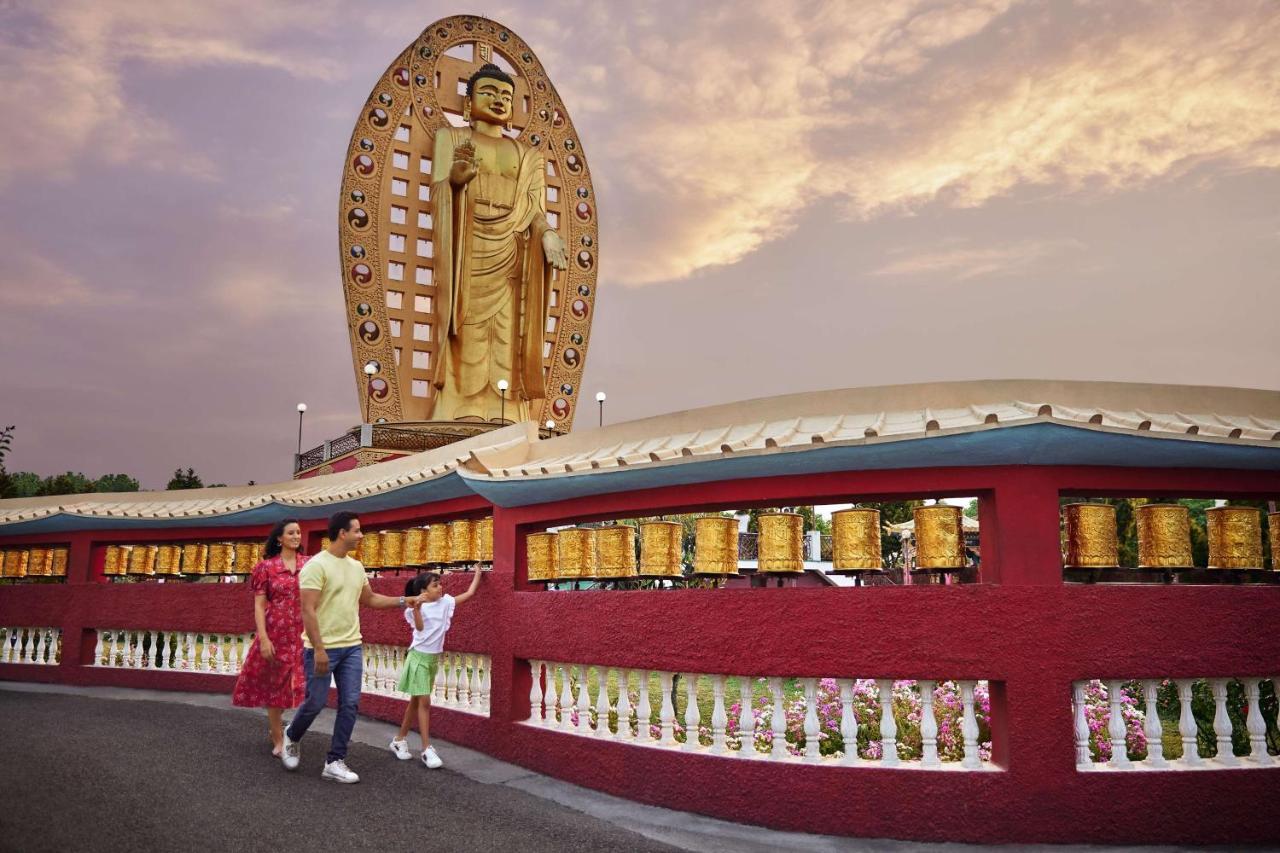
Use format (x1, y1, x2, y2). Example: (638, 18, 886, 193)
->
(497, 378, 508, 424)
(295, 403, 307, 455)
(595, 391, 606, 427)
(363, 362, 377, 423)
(545, 419, 555, 437)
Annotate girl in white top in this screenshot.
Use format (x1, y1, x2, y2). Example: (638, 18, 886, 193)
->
(389, 568, 483, 768)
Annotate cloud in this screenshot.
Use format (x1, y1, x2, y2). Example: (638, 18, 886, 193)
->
(0, 244, 130, 310)
(869, 238, 1085, 280)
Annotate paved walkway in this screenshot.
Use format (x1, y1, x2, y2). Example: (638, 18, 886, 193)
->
(0, 683, 1226, 853)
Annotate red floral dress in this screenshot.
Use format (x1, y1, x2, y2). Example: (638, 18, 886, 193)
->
(232, 554, 306, 709)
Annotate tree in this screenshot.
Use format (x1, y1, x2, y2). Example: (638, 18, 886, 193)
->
(963, 498, 979, 519)
(94, 473, 140, 493)
(35, 472, 96, 497)
(166, 468, 204, 490)
(0, 425, 15, 498)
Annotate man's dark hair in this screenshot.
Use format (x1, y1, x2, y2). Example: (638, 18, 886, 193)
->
(466, 62, 514, 97)
(328, 511, 359, 541)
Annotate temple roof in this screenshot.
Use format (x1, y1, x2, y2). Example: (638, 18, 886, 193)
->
(3, 380, 1278, 533)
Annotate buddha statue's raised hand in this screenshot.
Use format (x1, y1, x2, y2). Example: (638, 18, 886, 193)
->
(450, 139, 478, 187)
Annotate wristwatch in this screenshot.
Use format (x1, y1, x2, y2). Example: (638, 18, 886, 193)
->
(398, 595, 406, 607)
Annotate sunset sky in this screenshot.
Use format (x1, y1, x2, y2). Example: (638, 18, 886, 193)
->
(2, 1, 1278, 489)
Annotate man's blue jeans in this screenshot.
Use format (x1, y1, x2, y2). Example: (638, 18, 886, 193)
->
(286, 645, 363, 764)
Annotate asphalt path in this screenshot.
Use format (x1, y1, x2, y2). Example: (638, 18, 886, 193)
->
(0, 690, 679, 853)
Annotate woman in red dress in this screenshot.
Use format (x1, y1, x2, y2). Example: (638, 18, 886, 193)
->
(232, 518, 307, 755)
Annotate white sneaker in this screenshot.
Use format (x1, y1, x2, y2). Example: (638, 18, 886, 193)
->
(281, 736, 300, 771)
(389, 737, 412, 761)
(422, 746, 443, 769)
(321, 759, 360, 784)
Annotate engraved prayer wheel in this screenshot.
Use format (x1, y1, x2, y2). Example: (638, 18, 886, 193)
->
(596, 525, 638, 579)
(1136, 504, 1192, 568)
(1063, 503, 1119, 568)
(381, 530, 406, 568)
(1271, 513, 1280, 570)
(26, 547, 51, 577)
(526, 532, 557, 583)
(50, 547, 68, 577)
(154, 544, 182, 576)
(477, 516, 495, 564)
(102, 545, 126, 576)
(182, 543, 208, 575)
(425, 523, 451, 566)
(233, 542, 257, 574)
(320, 536, 332, 553)
(693, 516, 739, 576)
(832, 508, 882, 571)
(556, 528, 598, 580)
(404, 527, 428, 566)
(449, 519, 479, 565)
(913, 505, 965, 570)
(2, 549, 28, 578)
(1206, 506, 1263, 569)
(128, 544, 157, 575)
(638, 521, 684, 578)
(758, 512, 804, 574)
(359, 531, 384, 569)
(208, 542, 234, 574)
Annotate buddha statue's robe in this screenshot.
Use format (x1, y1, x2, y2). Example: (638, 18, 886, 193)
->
(428, 125, 551, 422)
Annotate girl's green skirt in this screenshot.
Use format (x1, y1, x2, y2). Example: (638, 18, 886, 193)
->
(397, 649, 439, 696)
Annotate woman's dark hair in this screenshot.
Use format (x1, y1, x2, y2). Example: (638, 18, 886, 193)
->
(264, 518, 302, 559)
(404, 571, 441, 597)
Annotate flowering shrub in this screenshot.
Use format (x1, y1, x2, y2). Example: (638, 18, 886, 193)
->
(1079, 679, 1147, 762)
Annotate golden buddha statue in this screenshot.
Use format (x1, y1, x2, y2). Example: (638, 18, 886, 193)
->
(429, 63, 569, 422)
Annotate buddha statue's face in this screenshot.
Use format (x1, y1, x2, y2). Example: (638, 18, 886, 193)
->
(469, 76, 514, 125)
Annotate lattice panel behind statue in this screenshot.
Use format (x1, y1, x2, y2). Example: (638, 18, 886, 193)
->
(339, 15, 597, 430)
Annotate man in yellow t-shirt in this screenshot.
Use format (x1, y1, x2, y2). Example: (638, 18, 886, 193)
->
(281, 510, 420, 783)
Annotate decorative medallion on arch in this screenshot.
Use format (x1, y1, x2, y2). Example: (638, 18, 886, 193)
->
(339, 15, 598, 430)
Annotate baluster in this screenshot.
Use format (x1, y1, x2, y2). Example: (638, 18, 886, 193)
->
(710, 674, 728, 755)
(558, 664, 574, 729)
(1210, 679, 1237, 766)
(594, 667, 611, 737)
(636, 670, 652, 741)
(615, 669, 633, 741)
(801, 678, 820, 762)
(480, 656, 491, 714)
(738, 677, 755, 756)
(658, 671, 676, 746)
(157, 632, 171, 670)
(469, 655, 482, 708)
(574, 665, 591, 733)
(920, 679, 940, 768)
(1106, 680, 1133, 769)
(1244, 679, 1272, 764)
(212, 634, 224, 673)
(225, 634, 238, 674)
(33, 629, 48, 664)
(381, 646, 393, 694)
(53, 629, 63, 664)
(877, 679, 899, 766)
(682, 674, 701, 750)
(839, 679, 858, 765)
(0, 628, 10, 664)
(528, 660, 544, 725)
(433, 653, 447, 704)
(441, 653, 454, 704)
(1073, 681, 1092, 768)
(1141, 680, 1167, 767)
(105, 631, 117, 667)
(960, 680, 981, 769)
(181, 632, 194, 670)
(123, 631, 136, 668)
(769, 677, 787, 760)
(1176, 679, 1200, 765)
(92, 630, 105, 667)
(456, 653, 467, 704)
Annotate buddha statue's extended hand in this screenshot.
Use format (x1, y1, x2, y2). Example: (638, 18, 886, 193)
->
(450, 140, 478, 186)
(542, 229, 569, 270)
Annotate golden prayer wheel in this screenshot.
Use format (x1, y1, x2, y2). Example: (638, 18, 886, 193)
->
(128, 545, 157, 575)
(50, 547, 68, 577)
(1136, 504, 1193, 568)
(1063, 503, 1119, 568)
(381, 529, 406, 568)
(102, 545, 126, 576)
(477, 516, 495, 564)
(233, 542, 257, 574)
(320, 536, 332, 552)
(758, 512, 804, 574)
(638, 520, 684, 578)
(26, 547, 51, 577)
(208, 542, 234, 574)
(449, 519, 479, 565)
(555, 528, 598, 580)
(425, 523, 451, 566)
(1270, 513, 1279, 570)
(2, 549, 28, 578)
(1206, 506, 1263, 569)
(359, 531, 383, 569)
(913, 505, 965, 570)
(832, 508, 882, 571)
(181, 543, 208, 575)
(525, 531, 557, 582)
(596, 525, 638, 579)
(154, 544, 182, 576)
(693, 516, 739, 576)
(404, 527, 428, 566)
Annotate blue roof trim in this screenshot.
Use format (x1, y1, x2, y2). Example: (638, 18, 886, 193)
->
(464, 423, 1280, 507)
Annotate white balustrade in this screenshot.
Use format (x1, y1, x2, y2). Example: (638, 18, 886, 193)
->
(1, 627, 62, 665)
(90, 628, 252, 673)
(1074, 677, 1279, 771)
(521, 663, 996, 770)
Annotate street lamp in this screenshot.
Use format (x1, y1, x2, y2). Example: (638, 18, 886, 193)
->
(545, 420, 555, 436)
(497, 378, 508, 424)
(296, 403, 307, 455)
(595, 390, 606, 427)
(363, 362, 378, 423)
